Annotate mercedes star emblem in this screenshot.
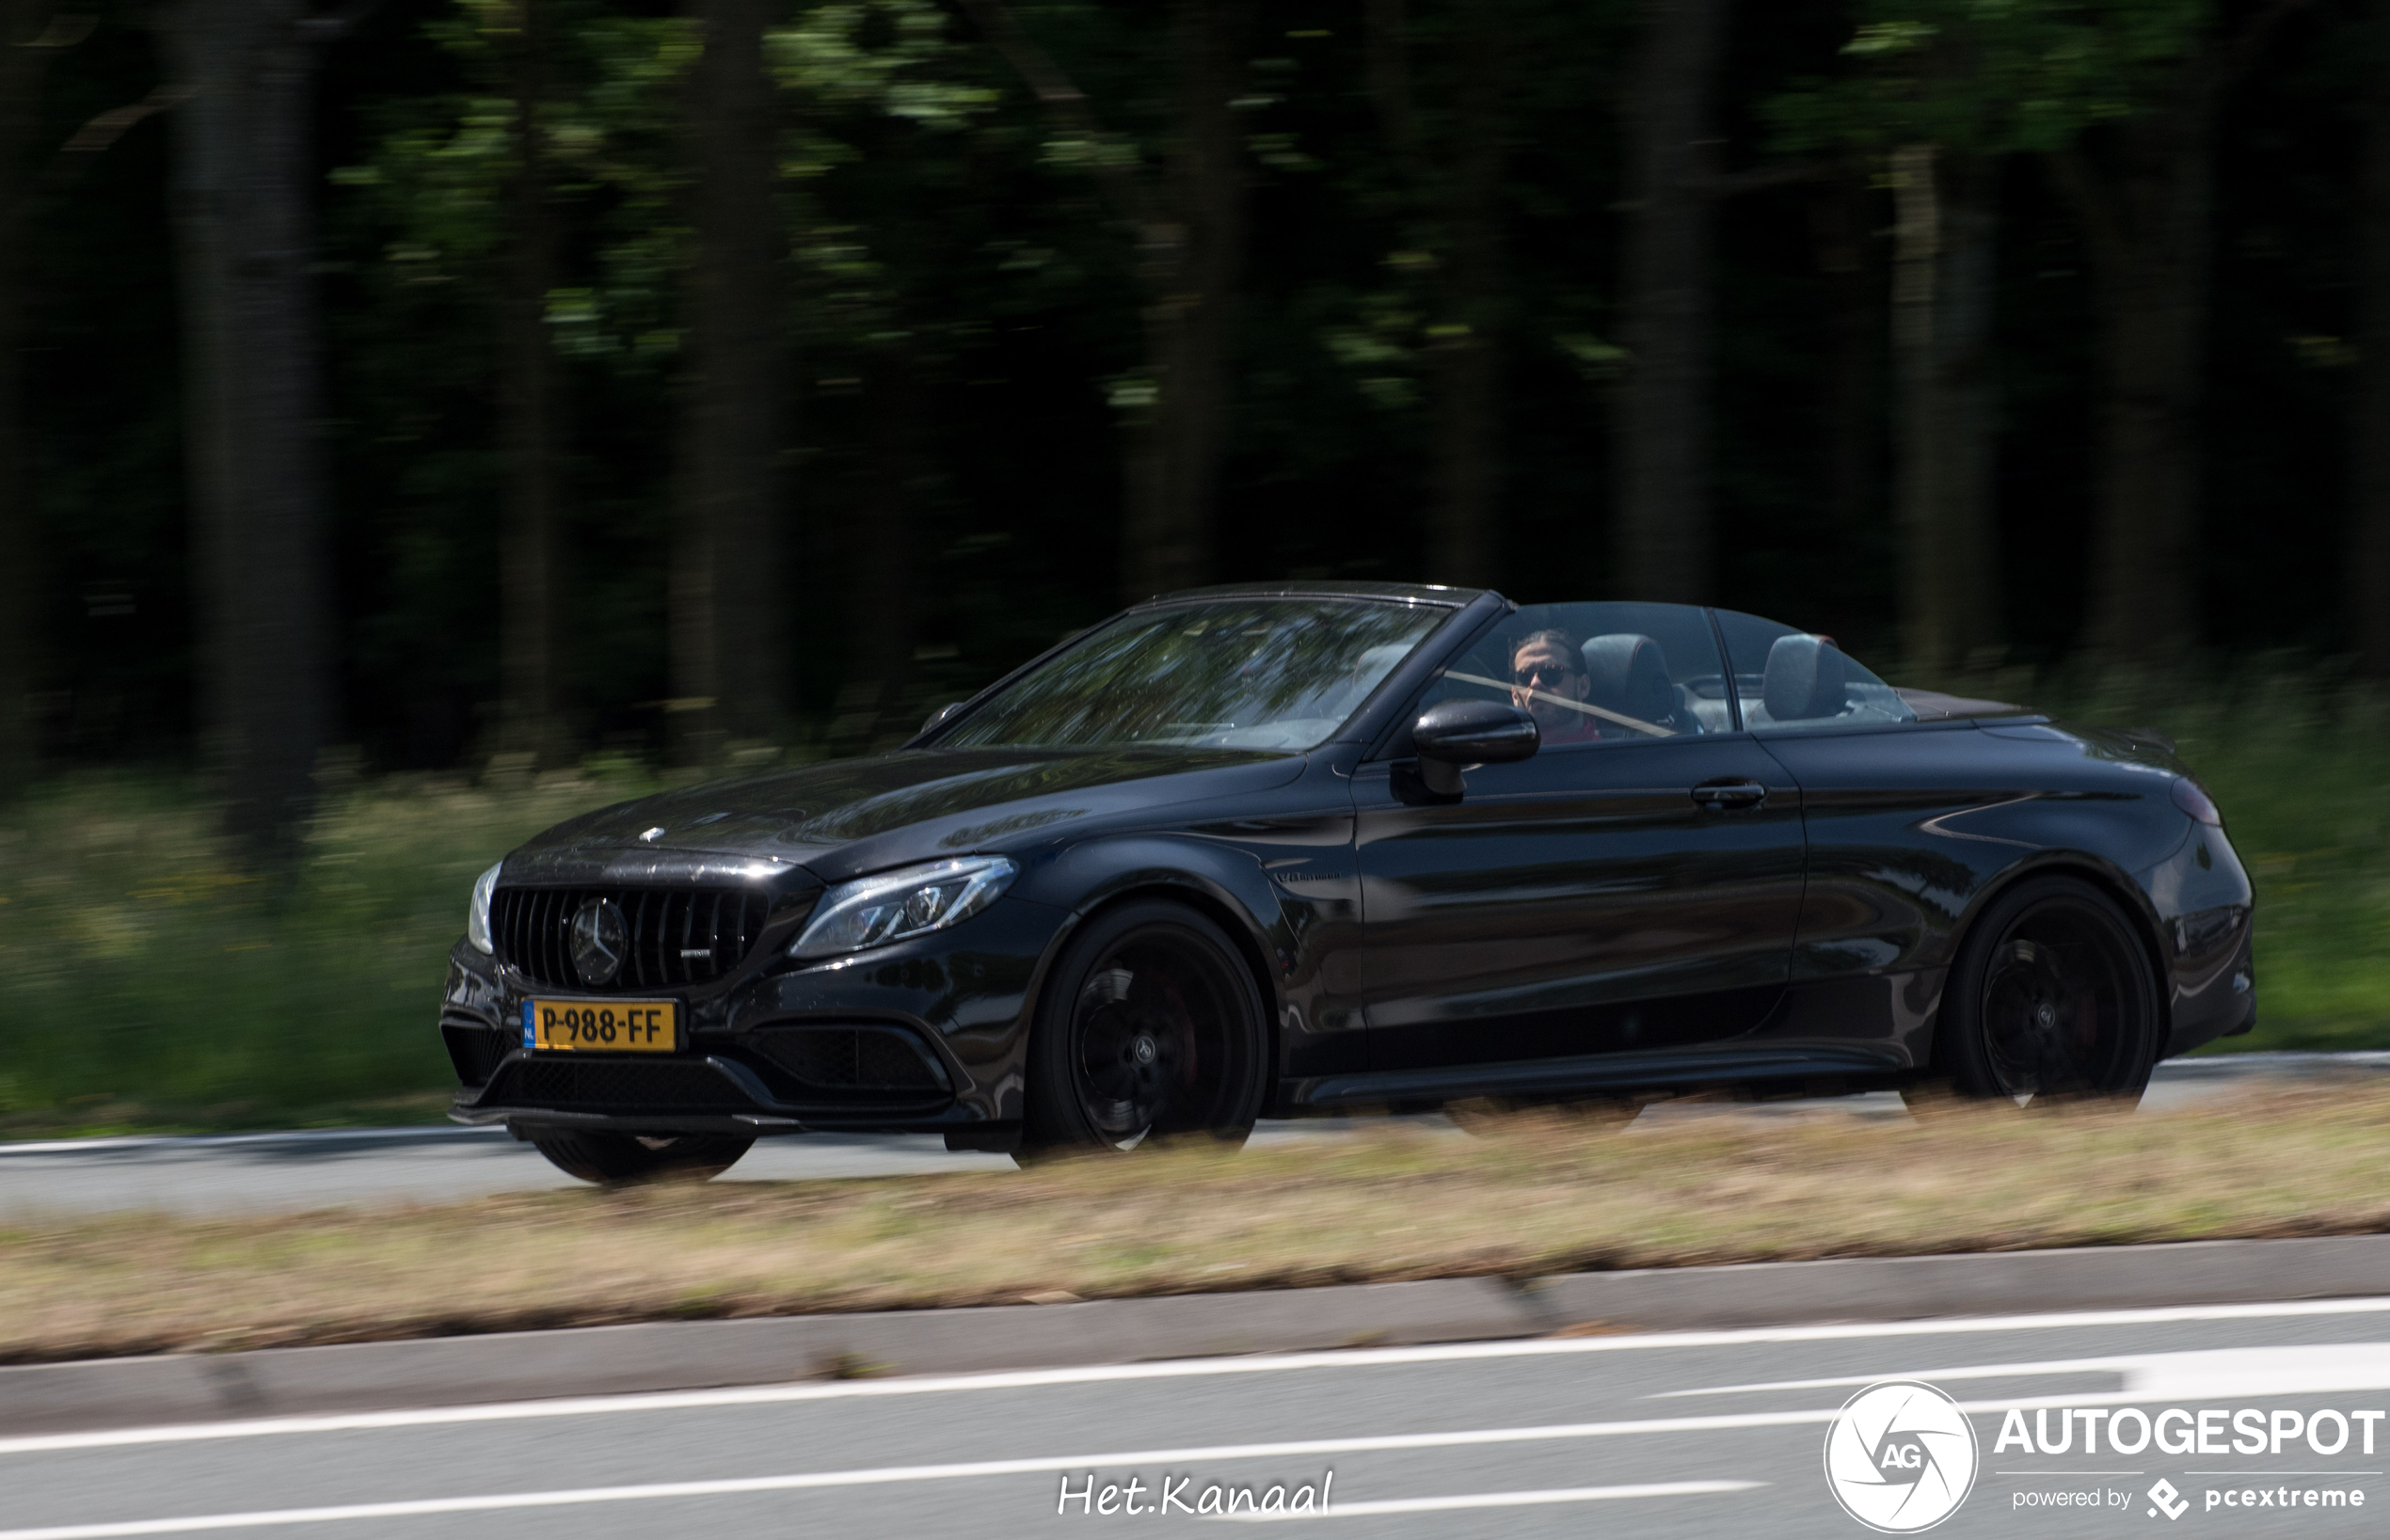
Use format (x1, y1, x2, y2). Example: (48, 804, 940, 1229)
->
(569, 897, 629, 987)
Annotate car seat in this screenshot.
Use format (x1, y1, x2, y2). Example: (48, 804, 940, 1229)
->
(1582, 634, 1692, 733)
(1761, 633, 1849, 722)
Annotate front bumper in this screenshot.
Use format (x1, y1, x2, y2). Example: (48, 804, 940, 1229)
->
(440, 897, 1065, 1135)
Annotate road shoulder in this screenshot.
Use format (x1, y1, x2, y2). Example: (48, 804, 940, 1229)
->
(10, 1232, 2390, 1438)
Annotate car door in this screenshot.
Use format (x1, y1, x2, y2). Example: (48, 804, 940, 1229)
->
(1351, 602, 1808, 1075)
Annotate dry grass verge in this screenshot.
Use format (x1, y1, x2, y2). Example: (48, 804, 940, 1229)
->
(7, 1088, 2388, 1365)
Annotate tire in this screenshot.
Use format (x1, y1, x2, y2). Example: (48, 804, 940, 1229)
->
(1016, 898, 1269, 1163)
(1904, 875, 2162, 1111)
(526, 1129, 754, 1185)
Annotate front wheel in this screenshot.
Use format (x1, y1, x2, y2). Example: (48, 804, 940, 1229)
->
(526, 1129, 754, 1185)
(1905, 875, 2161, 1112)
(1018, 899, 1268, 1163)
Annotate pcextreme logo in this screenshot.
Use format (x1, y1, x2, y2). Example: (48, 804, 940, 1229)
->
(1824, 1380, 1983, 1532)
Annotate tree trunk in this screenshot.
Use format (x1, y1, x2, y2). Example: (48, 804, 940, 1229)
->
(1119, 0, 1247, 603)
(1809, 176, 1880, 534)
(862, 339, 919, 745)
(497, 0, 564, 764)
(2054, 82, 2223, 658)
(949, 0, 1245, 605)
(0, 0, 52, 800)
(1362, 0, 1416, 168)
(1889, 145, 2000, 675)
(1612, 0, 1729, 603)
(2352, 0, 2390, 675)
(674, 0, 786, 757)
(1426, 2, 1506, 589)
(162, 0, 336, 862)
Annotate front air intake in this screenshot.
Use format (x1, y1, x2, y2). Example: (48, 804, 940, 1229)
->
(753, 1025, 952, 1093)
(484, 1056, 758, 1112)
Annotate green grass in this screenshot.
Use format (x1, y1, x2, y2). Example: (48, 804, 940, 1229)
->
(6, 1088, 2390, 1362)
(0, 761, 667, 1135)
(0, 660, 2383, 1133)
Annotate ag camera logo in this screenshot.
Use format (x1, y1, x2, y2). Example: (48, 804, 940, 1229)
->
(1824, 1380, 1980, 1532)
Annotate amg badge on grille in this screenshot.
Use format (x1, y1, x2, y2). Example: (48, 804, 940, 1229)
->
(569, 897, 629, 986)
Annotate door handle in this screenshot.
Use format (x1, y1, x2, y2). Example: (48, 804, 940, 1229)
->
(1691, 779, 1768, 811)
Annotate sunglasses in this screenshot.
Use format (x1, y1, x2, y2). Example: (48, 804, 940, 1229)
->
(1513, 663, 1580, 686)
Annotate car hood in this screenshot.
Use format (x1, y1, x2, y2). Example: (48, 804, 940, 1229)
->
(512, 747, 1308, 882)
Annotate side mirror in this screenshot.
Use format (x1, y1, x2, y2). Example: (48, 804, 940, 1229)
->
(1410, 700, 1538, 796)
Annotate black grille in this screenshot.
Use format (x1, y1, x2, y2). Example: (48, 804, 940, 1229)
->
(485, 1057, 757, 1112)
(441, 1019, 514, 1088)
(492, 885, 770, 992)
(754, 1026, 949, 1092)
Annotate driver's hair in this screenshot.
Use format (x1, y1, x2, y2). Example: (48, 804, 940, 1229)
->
(1510, 628, 1583, 674)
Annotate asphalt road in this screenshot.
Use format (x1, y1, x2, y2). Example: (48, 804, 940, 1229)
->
(0, 1050, 2380, 1219)
(5, 1298, 2389, 1537)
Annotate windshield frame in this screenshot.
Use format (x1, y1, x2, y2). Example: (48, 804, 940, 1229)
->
(907, 590, 1490, 754)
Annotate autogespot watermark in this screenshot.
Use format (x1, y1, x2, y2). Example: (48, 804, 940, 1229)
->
(1826, 1380, 1983, 1532)
(1824, 1381, 2382, 1529)
(1056, 1469, 1333, 1517)
(1991, 1405, 2376, 1523)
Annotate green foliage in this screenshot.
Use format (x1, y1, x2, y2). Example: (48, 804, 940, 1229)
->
(20, 0, 2376, 772)
(1766, 0, 2214, 157)
(0, 767, 661, 1134)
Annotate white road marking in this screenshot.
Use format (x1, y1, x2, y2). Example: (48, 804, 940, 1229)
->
(0, 1129, 503, 1158)
(1203, 1480, 1761, 1521)
(1664, 1342, 2390, 1402)
(11, 1295, 2390, 1457)
(0, 1423, 1806, 1537)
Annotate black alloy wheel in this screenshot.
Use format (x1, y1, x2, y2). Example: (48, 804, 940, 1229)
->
(1912, 875, 2161, 1108)
(1020, 899, 1268, 1162)
(525, 1129, 754, 1184)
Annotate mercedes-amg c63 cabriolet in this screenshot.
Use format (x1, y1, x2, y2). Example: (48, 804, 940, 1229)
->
(438, 582, 2254, 1181)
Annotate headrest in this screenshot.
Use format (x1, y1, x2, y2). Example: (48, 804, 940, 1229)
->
(1581, 634, 1675, 725)
(1761, 634, 1848, 722)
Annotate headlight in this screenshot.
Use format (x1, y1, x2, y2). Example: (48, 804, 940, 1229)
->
(467, 861, 502, 954)
(790, 855, 1017, 960)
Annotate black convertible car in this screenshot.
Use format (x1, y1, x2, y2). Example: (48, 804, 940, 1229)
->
(440, 582, 2255, 1182)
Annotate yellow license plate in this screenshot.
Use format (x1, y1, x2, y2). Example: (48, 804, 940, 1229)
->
(522, 999, 679, 1053)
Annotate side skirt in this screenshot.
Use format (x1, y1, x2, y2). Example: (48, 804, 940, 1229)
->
(1286, 1042, 1911, 1110)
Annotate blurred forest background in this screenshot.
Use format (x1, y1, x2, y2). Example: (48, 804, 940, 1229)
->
(6, 0, 2390, 1126)
(6, 0, 2387, 825)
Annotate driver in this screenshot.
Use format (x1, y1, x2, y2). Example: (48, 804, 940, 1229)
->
(1509, 628, 1601, 745)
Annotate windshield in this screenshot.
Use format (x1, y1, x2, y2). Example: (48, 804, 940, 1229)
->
(937, 598, 1450, 751)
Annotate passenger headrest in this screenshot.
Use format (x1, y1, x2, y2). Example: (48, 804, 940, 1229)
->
(1581, 634, 1675, 725)
(1761, 634, 1848, 722)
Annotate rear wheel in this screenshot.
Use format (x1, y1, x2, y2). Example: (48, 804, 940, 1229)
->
(1904, 876, 2161, 1111)
(1018, 899, 1268, 1163)
(525, 1129, 754, 1185)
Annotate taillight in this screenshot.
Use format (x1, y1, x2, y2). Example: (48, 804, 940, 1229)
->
(2171, 776, 2223, 827)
